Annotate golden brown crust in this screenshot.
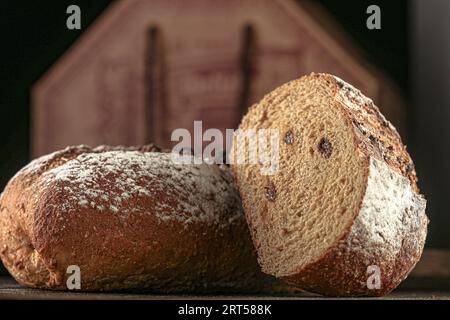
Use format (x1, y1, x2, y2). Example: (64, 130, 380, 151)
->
(0, 144, 281, 292)
(327, 74, 418, 191)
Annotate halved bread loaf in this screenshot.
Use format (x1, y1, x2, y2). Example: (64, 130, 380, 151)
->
(230, 73, 428, 296)
(0, 144, 281, 292)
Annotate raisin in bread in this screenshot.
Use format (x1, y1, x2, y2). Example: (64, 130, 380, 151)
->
(230, 73, 428, 296)
(0, 144, 280, 292)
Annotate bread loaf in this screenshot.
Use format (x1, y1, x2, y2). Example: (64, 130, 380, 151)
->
(0, 144, 275, 292)
(230, 73, 428, 296)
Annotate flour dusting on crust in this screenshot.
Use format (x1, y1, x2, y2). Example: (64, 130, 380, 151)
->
(23, 146, 242, 227)
(344, 158, 426, 254)
(336, 157, 427, 289)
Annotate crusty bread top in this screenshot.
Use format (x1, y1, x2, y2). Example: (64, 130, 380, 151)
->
(329, 74, 418, 191)
(14, 144, 163, 180)
(14, 144, 242, 227)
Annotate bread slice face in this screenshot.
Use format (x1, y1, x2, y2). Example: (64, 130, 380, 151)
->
(230, 73, 428, 296)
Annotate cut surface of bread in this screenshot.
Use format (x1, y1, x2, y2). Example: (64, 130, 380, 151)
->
(231, 73, 428, 296)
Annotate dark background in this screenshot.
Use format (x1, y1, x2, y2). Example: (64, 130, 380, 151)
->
(0, 0, 447, 274)
(0, 0, 410, 191)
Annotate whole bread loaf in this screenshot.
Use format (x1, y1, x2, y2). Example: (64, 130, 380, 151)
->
(0, 144, 278, 292)
(230, 73, 428, 296)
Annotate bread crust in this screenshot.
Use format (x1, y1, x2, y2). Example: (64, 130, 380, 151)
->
(231, 73, 428, 296)
(283, 157, 427, 296)
(329, 74, 419, 191)
(0, 144, 275, 292)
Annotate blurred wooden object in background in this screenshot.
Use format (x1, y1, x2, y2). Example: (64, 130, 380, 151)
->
(32, 0, 406, 156)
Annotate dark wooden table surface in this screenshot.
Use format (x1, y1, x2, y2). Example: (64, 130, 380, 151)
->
(1, 249, 449, 300)
(0, 276, 449, 300)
